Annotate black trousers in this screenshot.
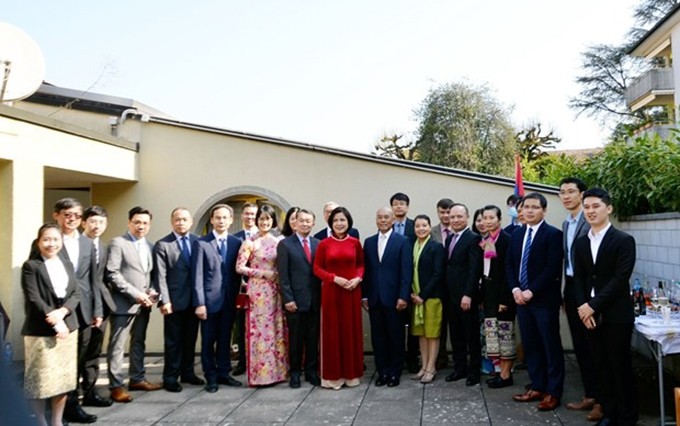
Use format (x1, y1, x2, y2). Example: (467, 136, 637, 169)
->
(369, 304, 406, 379)
(286, 309, 320, 376)
(449, 301, 481, 377)
(587, 322, 638, 426)
(564, 278, 598, 399)
(163, 308, 200, 383)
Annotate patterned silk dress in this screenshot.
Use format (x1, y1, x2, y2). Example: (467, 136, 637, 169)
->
(236, 233, 288, 386)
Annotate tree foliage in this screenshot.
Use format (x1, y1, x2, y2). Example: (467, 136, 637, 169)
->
(627, 0, 679, 42)
(516, 123, 561, 162)
(373, 134, 416, 161)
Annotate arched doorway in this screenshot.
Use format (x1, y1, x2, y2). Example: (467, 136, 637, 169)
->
(193, 185, 291, 235)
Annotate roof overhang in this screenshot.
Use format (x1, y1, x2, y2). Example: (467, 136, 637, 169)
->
(629, 4, 680, 58)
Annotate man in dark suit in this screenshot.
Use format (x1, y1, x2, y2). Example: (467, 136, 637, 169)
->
(277, 208, 322, 388)
(574, 188, 638, 426)
(153, 207, 204, 392)
(232, 202, 259, 376)
(192, 204, 243, 392)
(313, 201, 360, 240)
(429, 198, 454, 371)
(53, 198, 100, 423)
(507, 193, 564, 411)
(442, 203, 483, 386)
(106, 206, 161, 404)
(362, 207, 413, 387)
(80, 205, 115, 409)
(559, 177, 601, 421)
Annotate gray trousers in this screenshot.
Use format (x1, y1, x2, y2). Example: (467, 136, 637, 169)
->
(107, 307, 151, 388)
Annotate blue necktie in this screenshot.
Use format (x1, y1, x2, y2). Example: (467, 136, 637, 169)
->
(180, 236, 191, 263)
(219, 238, 227, 263)
(520, 227, 533, 290)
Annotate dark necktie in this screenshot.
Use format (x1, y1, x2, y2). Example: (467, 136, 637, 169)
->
(180, 236, 191, 263)
(520, 228, 533, 290)
(302, 238, 312, 263)
(443, 228, 451, 244)
(219, 238, 227, 263)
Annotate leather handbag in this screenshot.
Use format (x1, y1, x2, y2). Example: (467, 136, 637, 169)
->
(235, 283, 249, 310)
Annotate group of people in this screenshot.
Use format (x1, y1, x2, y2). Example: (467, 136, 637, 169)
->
(19, 180, 637, 426)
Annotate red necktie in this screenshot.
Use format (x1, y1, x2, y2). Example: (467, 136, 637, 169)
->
(303, 238, 312, 263)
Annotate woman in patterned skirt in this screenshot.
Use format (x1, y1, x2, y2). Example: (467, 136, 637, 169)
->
(236, 205, 288, 386)
(21, 223, 80, 426)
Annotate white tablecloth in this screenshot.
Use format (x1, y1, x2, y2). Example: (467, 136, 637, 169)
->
(635, 316, 680, 355)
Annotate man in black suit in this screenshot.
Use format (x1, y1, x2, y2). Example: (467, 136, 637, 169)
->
(507, 193, 564, 411)
(53, 198, 99, 423)
(430, 198, 454, 371)
(362, 207, 413, 387)
(574, 188, 638, 426)
(232, 202, 258, 376)
(443, 203, 483, 386)
(277, 209, 322, 388)
(313, 201, 360, 240)
(153, 207, 204, 392)
(559, 177, 601, 421)
(80, 206, 114, 409)
(192, 204, 243, 392)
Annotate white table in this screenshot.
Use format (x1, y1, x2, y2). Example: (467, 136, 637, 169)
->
(635, 316, 680, 425)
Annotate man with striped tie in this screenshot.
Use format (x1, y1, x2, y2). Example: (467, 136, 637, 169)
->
(505, 193, 564, 411)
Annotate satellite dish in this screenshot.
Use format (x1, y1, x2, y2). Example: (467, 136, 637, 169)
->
(0, 22, 45, 103)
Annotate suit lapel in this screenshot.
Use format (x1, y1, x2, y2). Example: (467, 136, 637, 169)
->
(37, 260, 60, 300)
(593, 227, 615, 267)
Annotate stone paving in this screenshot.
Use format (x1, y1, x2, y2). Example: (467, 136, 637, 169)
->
(78, 354, 661, 425)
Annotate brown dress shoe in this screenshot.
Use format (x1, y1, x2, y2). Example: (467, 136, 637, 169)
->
(110, 386, 133, 403)
(586, 403, 604, 422)
(513, 389, 545, 402)
(566, 397, 595, 411)
(129, 380, 162, 391)
(537, 394, 560, 411)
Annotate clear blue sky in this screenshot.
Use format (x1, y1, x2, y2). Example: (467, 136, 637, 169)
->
(4, 0, 640, 153)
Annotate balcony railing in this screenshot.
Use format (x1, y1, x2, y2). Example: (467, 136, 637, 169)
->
(625, 68, 675, 108)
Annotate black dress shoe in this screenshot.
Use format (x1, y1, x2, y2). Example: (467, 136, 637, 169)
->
(485, 375, 498, 385)
(232, 365, 246, 376)
(63, 403, 97, 424)
(217, 375, 242, 387)
(305, 373, 321, 386)
(387, 376, 400, 387)
(180, 376, 205, 385)
(487, 375, 513, 389)
(445, 371, 467, 382)
(163, 382, 183, 392)
(466, 375, 480, 386)
(205, 382, 218, 393)
(289, 373, 301, 389)
(82, 391, 113, 407)
(374, 375, 388, 387)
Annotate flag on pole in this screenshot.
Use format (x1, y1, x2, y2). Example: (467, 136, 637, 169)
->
(514, 154, 525, 197)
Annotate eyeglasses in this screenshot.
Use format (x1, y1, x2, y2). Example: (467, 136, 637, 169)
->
(63, 212, 82, 219)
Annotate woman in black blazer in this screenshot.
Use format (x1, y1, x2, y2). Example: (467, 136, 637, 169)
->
(21, 223, 79, 426)
(479, 205, 515, 389)
(410, 214, 446, 383)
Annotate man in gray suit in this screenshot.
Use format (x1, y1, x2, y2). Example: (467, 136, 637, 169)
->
(277, 209, 321, 388)
(153, 207, 204, 392)
(559, 177, 601, 421)
(106, 206, 161, 403)
(53, 198, 100, 423)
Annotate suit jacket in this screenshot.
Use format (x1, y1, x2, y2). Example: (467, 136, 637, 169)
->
(313, 227, 360, 241)
(153, 232, 199, 312)
(444, 228, 483, 302)
(105, 233, 154, 315)
(562, 212, 590, 297)
(88, 236, 115, 315)
(192, 233, 242, 314)
(58, 234, 101, 326)
(573, 226, 636, 324)
(393, 218, 415, 243)
(276, 234, 321, 312)
(362, 232, 413, 307)
(414, 239, 446, 300)
(430, 224, 448, 245)
(482, 230, 512, 312)
(21, 257, 80, 336)
(505, 222, 564, 308)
